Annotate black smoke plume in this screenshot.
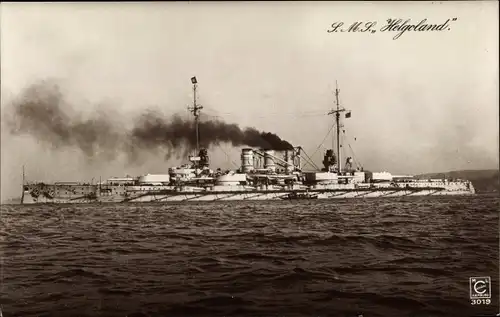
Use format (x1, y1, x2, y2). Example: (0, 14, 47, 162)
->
(4, 82, 294, 162)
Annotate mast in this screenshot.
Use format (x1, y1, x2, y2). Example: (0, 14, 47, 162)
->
(188, 76, 203, 155)
(21, 165, 25, 204)
(327, 81, 350, 174)
(335, 83, 341, 173)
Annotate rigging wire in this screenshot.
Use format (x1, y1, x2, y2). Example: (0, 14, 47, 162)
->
(301, 149, 320, 170)
(203, 104, 327, 115)
(300, 157, 317, 170)
(201, 105, 361, 170)
(216, 145, 240, 169)
(341, 129, 363, 169)
(300, 159, 313, 170)
(202, 113, 326, 120)
(201, 106, 327, 119)
(297, 147, 320, 170)
(348, 144, 362, 168)
(310, 121, 336, 159)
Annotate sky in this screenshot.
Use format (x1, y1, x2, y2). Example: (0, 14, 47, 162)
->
(1, 1, 498, 200)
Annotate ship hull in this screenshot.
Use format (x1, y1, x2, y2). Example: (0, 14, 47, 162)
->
(17, 80, 479, 205)
(20, 183, 475, 204)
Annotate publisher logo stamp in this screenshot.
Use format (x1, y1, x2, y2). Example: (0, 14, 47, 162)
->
(469, 276, 491, 299)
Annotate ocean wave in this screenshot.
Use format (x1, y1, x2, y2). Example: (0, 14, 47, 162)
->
(0, 195, 498, 317)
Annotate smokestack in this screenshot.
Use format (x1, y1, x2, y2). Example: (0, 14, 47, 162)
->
(295, 147, 301, 171)
(241, 148, 254, 173)
(284, 150, 294, 173)
(264, 149, 276, 172)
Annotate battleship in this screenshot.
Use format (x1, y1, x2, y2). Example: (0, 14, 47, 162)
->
(20, 77, 475, 204)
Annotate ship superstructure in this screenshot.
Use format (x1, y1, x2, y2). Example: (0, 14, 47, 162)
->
(20, 78, 475, 204)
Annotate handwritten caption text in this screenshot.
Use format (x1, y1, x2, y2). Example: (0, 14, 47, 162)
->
(327, 18, 458, 40)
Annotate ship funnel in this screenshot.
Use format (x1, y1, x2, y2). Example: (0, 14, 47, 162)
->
(323, 149, 337, 171)
(345, 156, 353, 171)
(264, 149, 276, 172)
(284, 150, 294, 173)
(241, 148, 254, 173)
(199, 148, 209, 168)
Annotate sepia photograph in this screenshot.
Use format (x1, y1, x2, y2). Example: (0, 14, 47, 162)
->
(0, 1, 498, 316)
